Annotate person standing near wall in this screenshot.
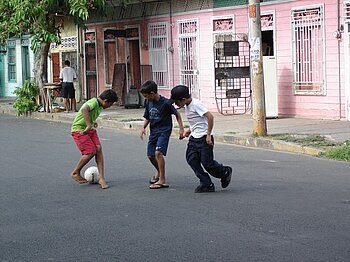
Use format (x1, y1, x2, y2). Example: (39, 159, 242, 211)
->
(60, 60, 77, 112)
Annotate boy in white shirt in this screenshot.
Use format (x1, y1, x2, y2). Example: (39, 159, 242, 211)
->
(170, 85, 232, 193)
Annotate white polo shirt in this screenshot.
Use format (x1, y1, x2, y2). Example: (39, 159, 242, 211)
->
(59, 67, 77, 83)
(185, 98, 213, 138)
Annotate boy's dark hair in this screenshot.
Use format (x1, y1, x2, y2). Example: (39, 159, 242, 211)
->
(140, 80, 158, 94)
(170, 85, 190, 101)
(99, 89, 118, 103)
(64, 60, 70, 66)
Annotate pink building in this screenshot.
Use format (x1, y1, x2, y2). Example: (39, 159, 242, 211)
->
(77, 0, 349, 120)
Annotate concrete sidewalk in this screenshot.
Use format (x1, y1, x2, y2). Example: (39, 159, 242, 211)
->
(2, 97, 350, 156)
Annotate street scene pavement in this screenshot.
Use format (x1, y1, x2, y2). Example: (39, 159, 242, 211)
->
(2, 97, 350, 156)
(1, 114, 350, 261)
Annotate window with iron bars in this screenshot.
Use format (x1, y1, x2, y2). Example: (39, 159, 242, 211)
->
(291, 5, 325, 95)
(148, 22, 169, 89)
(213, 17, 235, 59)
(7, 40, 16, 82)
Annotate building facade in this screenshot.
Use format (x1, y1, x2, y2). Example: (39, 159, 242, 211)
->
(3, 0, 348, 121)
(77, 0, 348, 119)
(0, 36, 35, 97)
(48, 17, 81, 101)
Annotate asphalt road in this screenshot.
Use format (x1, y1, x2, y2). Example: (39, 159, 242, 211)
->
(1, 114, 350, 262)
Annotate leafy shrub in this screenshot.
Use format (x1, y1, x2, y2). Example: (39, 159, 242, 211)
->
(13, 81, 39, 116)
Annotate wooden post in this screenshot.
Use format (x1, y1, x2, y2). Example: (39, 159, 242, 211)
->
(248, 0, 267, 136)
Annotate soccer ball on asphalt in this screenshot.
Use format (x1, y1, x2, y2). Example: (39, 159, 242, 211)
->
(84, 166, 99, 184)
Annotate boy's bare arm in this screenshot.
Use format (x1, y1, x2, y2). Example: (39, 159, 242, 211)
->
(81, 105, 92, 134)
(140, 119, 150, 140)
(175, 112, 185, 139)
(204, 111, 214, 145)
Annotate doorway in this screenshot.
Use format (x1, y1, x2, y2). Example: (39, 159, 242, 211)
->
(84, 31, 98, 99)
(51, 53, 60, 83)
(345, 21, 350, 120)
(261, 12, 278, 118)
(125, 27, 141, 90)
(0, 51, 4, 97)
(21, 46, 30, 82)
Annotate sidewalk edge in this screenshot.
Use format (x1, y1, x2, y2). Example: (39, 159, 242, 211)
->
(0, 108, 323, 156)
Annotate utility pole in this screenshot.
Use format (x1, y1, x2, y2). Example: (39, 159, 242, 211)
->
(248, 0, 267, 136)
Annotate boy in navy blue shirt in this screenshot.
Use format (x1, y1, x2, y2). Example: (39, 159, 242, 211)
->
(140, 80, 184, 189)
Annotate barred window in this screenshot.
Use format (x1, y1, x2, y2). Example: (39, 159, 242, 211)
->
(148, 22, 169, 89)
(213, 17, 235, 58)
(7, 40, 16, 82)
(291, 6, 325, 95)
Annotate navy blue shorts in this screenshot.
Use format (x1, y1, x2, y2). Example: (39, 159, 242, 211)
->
(62, 82, 75, 99)
(147, 131, 171, 156)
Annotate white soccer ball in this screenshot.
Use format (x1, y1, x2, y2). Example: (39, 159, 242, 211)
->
(84, 166, 100, 184)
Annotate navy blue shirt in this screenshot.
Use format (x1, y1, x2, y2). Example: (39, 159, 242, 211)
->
(143, 96, 177, 133)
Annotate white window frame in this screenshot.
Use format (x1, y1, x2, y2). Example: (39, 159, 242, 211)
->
(212, 16, 235, 59)
(291, 4, 326, 95)
(177, 18, 200, 98)
(148, 22, 170, 89)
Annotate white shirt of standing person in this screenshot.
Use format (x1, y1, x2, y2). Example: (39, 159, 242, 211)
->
(59, 66, 77, 83)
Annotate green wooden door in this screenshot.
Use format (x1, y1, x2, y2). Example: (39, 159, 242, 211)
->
(22, 46, 30, 81)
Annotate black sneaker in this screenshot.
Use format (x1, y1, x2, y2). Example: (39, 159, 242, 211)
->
(194, 183, 215, 193)
(221, 166, 232, 188)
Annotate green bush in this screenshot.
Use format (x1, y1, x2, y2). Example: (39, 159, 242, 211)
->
(13, 81, 39, 116)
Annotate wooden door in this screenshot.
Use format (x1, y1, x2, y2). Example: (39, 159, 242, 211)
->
(128, 40, 141, 90)
(112, 63, 126, 105)
(52, 53, 60, 83)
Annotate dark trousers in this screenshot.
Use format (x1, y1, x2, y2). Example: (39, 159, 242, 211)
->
(186, 135, 227, 187)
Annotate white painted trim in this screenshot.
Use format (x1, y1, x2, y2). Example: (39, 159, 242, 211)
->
(261, 10, 276, 58)
(177, 18, 200, 99)
(148, 21, 171, 89)
(210, 15, 235, 93)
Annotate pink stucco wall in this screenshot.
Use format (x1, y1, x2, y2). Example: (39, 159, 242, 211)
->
(273, 0, 344, 119)
(81, 0, 345, 119)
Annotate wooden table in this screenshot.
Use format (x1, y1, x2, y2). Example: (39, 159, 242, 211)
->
(40, 83, 62, 113)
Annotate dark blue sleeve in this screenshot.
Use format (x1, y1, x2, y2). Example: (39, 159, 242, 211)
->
(168, 103, 178, 115)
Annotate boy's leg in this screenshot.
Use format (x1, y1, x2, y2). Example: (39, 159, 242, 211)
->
(88, 130, 109, 189)
(201, 136, 228, 178)
(186, 138, 213, 187)
(147, 133, 160, 183)
(71, 98, 77, 112)
(155, 151, 165, 184)
(62, 83, 70, 112)
(200, 136, 232, 188)
(71, 130, 97, 184)
(149, 132, 170, 189)
(95, 145, 108, 189)
(148, 156, 160, 182)
(64, 99, 70, 112)
(71, 153, 94, 183)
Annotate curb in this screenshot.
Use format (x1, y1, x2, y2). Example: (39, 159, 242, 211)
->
(215, 135, 323, 156)
(0, 106, 323, 156)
